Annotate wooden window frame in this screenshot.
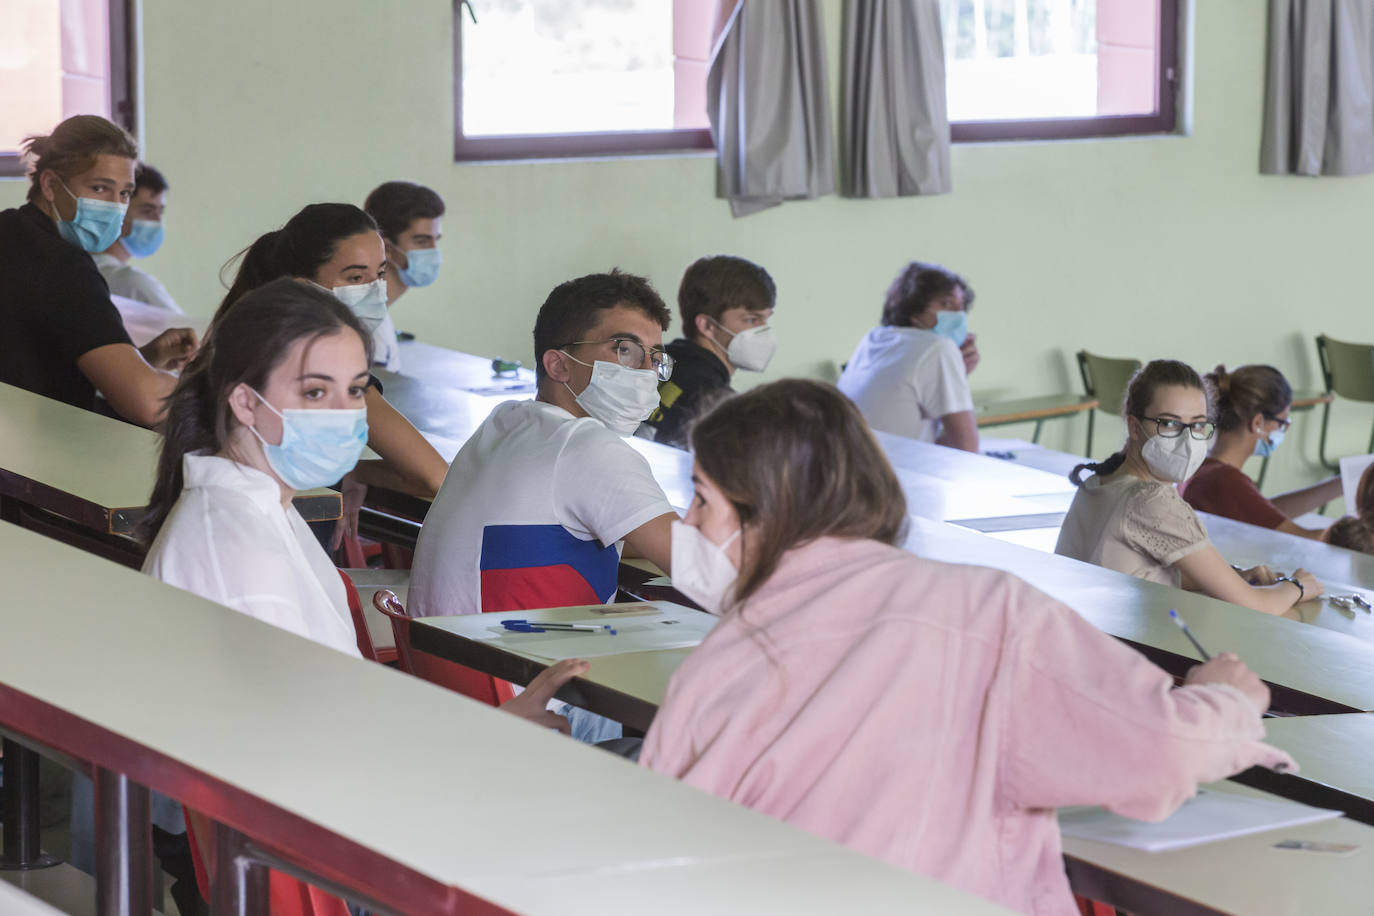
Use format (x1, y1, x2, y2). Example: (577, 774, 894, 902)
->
(950, 0, 1180, 144)
(452, 3, 715, 163)
(0, 0, 138, 179)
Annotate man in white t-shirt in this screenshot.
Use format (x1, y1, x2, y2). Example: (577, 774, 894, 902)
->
(837, 261, 980, 451)
(93, 163, 183, 314)
(409, 269, 679, 618)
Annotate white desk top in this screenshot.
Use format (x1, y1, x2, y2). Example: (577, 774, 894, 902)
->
(1262, 715, 1374, 806)
(1060, 782, 1374, 915)
(0, 520, 1008, 915)
(0, 876, 68, 916)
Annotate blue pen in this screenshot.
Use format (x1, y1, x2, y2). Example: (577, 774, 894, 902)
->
(501, 620, 616, 635)
(1168, 609, 1211, 661)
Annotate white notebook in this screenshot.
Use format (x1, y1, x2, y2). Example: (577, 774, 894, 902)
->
(1059, 788, 1342, 853)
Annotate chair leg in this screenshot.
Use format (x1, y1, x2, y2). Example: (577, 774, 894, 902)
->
(1085, 411, 1095, 458)
(1318, 400, 1339, 472)
(1032, 418, 1045, 444)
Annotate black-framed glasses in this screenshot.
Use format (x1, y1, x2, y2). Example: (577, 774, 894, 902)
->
(1263, 414, 1293, 432)
(1139, 415, 1216, 440)
(563, 337, 674, 381)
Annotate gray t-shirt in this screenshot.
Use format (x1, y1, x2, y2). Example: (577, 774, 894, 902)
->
(1055, 473, 1210, 587)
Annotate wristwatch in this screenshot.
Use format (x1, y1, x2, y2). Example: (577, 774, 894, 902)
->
(1274, 574, 1305, 602)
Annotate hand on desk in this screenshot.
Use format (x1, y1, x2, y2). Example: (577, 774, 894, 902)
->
(500, 658, 591, 734)
(1185, 652, 1271, 714)
(140, 327, 199, 372)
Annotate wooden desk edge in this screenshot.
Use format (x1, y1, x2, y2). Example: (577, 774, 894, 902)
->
(975, 397, 1098, 426)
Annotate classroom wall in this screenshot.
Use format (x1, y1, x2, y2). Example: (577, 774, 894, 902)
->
(5, 0, 1372, 500)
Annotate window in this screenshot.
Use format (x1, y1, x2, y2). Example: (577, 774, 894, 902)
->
(0, 0, 136, 178)
(454, 0, 715, 161)
(940, 0, 1179, 141)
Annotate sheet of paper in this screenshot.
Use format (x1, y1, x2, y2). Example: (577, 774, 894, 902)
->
(1340, 454, 1374, 514)
(468, 605, 717, 660)
(1059, 788, 1342, 853)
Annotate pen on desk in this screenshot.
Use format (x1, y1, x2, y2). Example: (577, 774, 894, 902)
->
(501, 620, 616, 634)
(1168, 609, 1211, 661)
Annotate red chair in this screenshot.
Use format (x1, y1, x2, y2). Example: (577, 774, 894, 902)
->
(336, 569, 378, 662)
(372, 589, 514, 706)
(183, 812, 350, 916)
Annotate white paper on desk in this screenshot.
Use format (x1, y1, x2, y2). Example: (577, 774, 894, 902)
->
(472, 611, 717, 661)
(1340, 454, 1374, 514)
(1058, 789, 1342, 853)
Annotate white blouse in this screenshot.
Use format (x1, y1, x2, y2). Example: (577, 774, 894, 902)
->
(143, 453, 360, 656)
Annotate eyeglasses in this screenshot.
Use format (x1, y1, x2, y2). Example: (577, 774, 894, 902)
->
(1139, 416, 1216, 440)
(563, 337, 674, 381)
(1263, 414, 1293, 432)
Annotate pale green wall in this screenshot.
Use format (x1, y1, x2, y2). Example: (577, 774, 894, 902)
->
(6, 0, 1372, 501)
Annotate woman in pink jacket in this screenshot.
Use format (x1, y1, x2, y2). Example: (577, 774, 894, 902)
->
(641, 379, 1295, 916)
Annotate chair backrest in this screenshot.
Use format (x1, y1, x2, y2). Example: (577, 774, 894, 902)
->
(336, 569, 378, 662)
(371, 590, 514, 706)
(1077, 350, 1143, 417)
(1316, 335, 1374, 403)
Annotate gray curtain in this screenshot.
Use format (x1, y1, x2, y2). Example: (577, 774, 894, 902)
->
(841, 0, 952, 197)
(707, 0, 835, 217)
(1261, 0, 1374, 176)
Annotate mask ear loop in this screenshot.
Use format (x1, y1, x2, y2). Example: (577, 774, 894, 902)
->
(558, 350, 592, 401)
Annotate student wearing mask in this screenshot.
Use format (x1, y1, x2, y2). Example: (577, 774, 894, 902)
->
(134, 278, 583, 914)
(93, 162, 182, 313)
(1180, 365, 1340, 539)
(641, 379, 1292, 916)
(640, 255, 777, 449)
(837, 261, 980, 451)
(1056, 359, 1323, 614)
(0, 115, 196, 425)
(218, 203, 450, 548)
(410, 269, 678, 618)
(360, 180, 446, 371)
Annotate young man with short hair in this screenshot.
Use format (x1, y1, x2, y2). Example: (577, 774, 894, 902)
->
(410, 269, 678, 619)
(362, 181, 445, 370)
(94, 163, 182, 313)
(641, 255, 777, 448)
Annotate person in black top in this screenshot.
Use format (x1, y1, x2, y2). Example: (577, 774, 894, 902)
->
(640, 255, 777, 448)
(0, 115, 196, 425)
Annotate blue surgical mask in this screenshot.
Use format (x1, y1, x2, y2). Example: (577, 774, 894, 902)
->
(396, 247, 442, 288)
(930, 311, 969, 347)
(1254, 427, 1285, 459)
(248, 390, 369, 491)
(122, 219, 164, 258)
(52, 180, 128, 253)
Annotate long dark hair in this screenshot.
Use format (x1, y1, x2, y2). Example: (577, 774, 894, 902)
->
(217, 203, 379, 322)
(140, 278, 372, 543)
(690, 379, 908, 608)
(1070, 359, 1210, 485)
(1206, 364, 1292, 433)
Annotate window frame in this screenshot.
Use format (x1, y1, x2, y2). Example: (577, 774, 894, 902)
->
(948, 0, 1180, 144)
(0, 0, 138, 179)
(451, 6, 715, 163)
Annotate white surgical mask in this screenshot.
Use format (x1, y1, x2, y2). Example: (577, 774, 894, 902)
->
(1141, 432, 1208, 483)
(710, 318, 777, 372)
(670, 520, 740, 615)
(561, 353, 661, 436)
(329, 278, 389, 329)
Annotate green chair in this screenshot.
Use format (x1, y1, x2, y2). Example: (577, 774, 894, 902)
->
(1315, 334, 1374, 471)
(1076, 350, 1143, 457)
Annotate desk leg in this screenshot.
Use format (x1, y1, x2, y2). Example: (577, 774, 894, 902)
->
(1031, 419, 1045, 444)
(0, 738, 59, 870)
(210, 822, 268, 916)
(94, 768, 152, 916)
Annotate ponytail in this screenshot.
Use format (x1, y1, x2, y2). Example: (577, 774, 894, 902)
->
(1205, 363, 1291, 433)
(138, 352, 219, 543)
(1070, 452, 1127, 486)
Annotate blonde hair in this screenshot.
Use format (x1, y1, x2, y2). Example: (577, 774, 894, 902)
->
(23, 115, 138, 204)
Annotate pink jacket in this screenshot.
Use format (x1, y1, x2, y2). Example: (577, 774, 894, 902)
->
(641, 537, 1294, 916)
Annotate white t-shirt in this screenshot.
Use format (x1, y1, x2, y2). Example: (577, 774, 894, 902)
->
(143, 453, 360, 656)
(836, 325, 973, 442)
(93, 252, 183, 314)
(409, 399, 675, 617)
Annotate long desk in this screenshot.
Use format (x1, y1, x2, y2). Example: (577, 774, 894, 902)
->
(0, 383, 340, 566)
(0, 520, 1010, 916)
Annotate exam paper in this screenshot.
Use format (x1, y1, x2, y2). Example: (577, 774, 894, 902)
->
(1058, 788, 1342, 853)
(1340, 454, 1374, 515)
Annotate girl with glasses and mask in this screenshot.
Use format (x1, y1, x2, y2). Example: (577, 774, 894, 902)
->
(134, 278, 583, 913)
(219, 203, 450, 552)
(642, 379, 1293, 916)
(1056, 360, 1322, 614)
(1179, 365, 1341, 539)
